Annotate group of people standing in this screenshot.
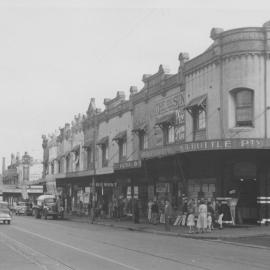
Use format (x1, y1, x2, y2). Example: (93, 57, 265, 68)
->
(147, 199, 173, 231)
(147, 197, 238, 233)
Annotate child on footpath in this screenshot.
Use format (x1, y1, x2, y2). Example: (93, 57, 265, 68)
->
(207, 212, 213, 232)
(187, 212, 195, 233)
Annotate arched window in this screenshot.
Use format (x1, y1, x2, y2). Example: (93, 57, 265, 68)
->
(233, 88, 254, 127)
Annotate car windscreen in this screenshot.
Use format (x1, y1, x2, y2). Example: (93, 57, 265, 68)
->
(0, 209, 10, 214)
(44, 198, 56, 204)
(18, 202, 27, 206)
(0, 204, 9, 210)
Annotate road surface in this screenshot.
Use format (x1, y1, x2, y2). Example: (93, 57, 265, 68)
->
(0, 216, 269, 270)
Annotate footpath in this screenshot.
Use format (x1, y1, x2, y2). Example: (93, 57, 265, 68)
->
(65, 214, 270, 241)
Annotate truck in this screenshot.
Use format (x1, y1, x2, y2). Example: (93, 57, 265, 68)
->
(32, 194, 64, 220)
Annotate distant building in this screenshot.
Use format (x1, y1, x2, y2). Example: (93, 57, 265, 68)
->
(2, 152, 43, 204)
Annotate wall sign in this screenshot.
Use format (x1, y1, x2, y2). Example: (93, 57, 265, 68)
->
(154, 92, 185, 116)
(142, 138, 270, 159)
(114, 160, 142, 170)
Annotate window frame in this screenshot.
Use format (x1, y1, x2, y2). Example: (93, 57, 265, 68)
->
(101, 143, 109, 167)
(192, 107, 206, 132)
(118, 138, 127, 162)
(233, 88, 254, 127)
(87, 147, 93, 169)
(162, 124, 175, 145)
(138, 130, 148, 150)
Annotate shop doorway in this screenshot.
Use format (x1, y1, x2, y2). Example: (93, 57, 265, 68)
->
(237, 178, 258, 223)
(234, 162, 258, 224)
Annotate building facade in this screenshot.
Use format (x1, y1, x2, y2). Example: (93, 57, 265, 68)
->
(1, 152, 43, 204)
(43, 21, 270, 224)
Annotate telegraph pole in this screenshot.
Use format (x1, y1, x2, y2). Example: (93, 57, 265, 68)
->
(91, 109, 97, 224)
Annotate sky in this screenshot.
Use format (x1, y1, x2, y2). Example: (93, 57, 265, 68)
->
(1, 0, 270, 167)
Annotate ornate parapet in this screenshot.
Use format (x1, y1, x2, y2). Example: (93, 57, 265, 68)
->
(183, 21, 270, 75)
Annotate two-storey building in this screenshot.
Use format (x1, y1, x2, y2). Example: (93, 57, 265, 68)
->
(142, 21, 270, 224)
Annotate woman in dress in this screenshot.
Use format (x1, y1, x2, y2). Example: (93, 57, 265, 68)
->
(187, 211, 195, 233)
(197, 199, 207, 233)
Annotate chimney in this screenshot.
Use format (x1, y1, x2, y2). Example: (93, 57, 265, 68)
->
(2, 157, 5, 175)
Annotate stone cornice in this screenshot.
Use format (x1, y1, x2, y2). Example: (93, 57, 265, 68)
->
(131, 73, 180, 105)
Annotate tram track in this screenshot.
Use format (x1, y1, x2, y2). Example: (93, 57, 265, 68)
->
(8, 216, 270, 270)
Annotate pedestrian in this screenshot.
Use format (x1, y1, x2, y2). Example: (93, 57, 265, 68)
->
(216, 201, 224, 229)
(164, 200, 172, 231)
(207, 212, 213, 232)
(151, 199, 159, 225)
(133, 199, 140, 224)
(221, 201, 231, 224)
(228, 190, 238, 225)
(147, 199, 153, 223)
(207, 201, 215, 228)
(108, 200, 113, 218)
(187, 211, 195, 233)
(197, 199, 207, 233)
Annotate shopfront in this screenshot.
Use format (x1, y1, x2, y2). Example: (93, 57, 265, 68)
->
(142, 138, 270, 224)
(113, 160, 148, 217)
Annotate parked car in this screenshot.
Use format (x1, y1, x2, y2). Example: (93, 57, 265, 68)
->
(15, 202, 33, 216)
(0, 202, 12, 224)
(32, 195, 64, 220)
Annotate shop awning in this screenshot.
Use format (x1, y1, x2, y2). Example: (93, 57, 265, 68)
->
(71, 145, 80, 153)
(97, 136, 109, 145)
(132, 123, 147, 133)
(112, 131, 127, 142)
(155, 112, 175, 127)
(185, 94, 207, 112)
(56, 155, 62, 161)
(83, 140, 93, 148)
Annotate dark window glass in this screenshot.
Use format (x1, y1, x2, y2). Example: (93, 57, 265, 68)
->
(193, 108, 206, 131)
(235, 89, 253, 127)
(102, 144, 108, 167)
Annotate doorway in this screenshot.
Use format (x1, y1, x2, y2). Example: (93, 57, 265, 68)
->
(233, 162, 258, 224)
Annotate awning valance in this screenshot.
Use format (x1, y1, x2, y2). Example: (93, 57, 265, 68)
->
(71, 145, 80, 153)
(83, 140, 93, 148)
(97, 136, 109, 145)
(132, 123, 147, 133)
(112, 131, 127, 142)
(155, 112, 175, 127)
(56, 155, 62, 161)
(185, 94, 207, 111)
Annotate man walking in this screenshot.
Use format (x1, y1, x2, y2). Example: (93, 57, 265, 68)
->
(164, 200, 172, 231)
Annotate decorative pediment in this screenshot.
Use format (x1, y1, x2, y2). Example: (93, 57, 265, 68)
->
(142, 64, 171, 89)
(87, 98, 96, 117)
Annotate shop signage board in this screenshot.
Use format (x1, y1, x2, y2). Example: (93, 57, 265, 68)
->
(95, 182, 116, 187)
(154, 92, 184, 116)
(27, 185, 43, 194)
(142, 138, 270, 159)
(127, 186, 132, 199)
(26, 189, 43, 194)
(134, 186, 139, 199)
(114, 160, 142, 170)
(156, 183, 170, 193)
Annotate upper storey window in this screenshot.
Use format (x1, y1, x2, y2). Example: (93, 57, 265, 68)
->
(234, 89, 254, 127)
(193, 107, 206, 131)
(155, 112, 176, 145)
(97, 136, 109, 168)
(185, 94, 207, 141)
(113, 131, 127, 162)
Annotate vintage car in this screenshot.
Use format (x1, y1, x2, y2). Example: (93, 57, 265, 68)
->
(15, 201, 32, 216)
(0, 202, 12, 224)
(32, 194, 64, 220)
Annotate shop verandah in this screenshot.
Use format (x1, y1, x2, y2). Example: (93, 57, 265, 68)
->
(144, 149, 270, 225)
(54, 148, 270, 225)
